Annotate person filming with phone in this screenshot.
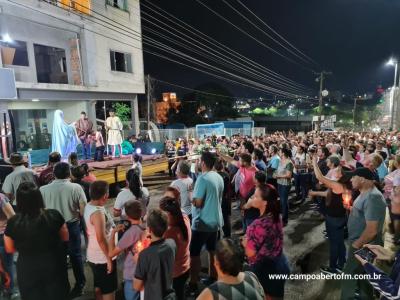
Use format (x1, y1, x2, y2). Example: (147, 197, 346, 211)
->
(355, 176, 400, 300)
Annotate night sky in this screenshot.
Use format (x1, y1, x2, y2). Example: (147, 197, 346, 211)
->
(142, 0, 400, 98)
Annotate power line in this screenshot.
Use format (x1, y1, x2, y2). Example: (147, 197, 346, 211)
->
(145, 49, 310, 99)
(142, 0, 311, 90)
(236, 0, 320, 68)
(152, 77, 245, 99)
(9, 0, 309, 99)
(221, 0, 319, 68)
(6, 0, 143, 52)
(142, 22, 310, 95)
(44, 0, 310, 93)
(39, 0, 312, 93)
(144, 37, 310, 98)
(42, 0, 309, 98)
(194, 0, 315, 73)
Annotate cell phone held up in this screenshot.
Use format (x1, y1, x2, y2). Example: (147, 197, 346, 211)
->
(354, 247, 377, 263)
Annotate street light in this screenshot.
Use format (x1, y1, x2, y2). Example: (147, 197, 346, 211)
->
(387, 57, 398, 129)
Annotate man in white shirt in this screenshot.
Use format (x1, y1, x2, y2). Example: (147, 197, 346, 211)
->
(171, 160, 193, 217)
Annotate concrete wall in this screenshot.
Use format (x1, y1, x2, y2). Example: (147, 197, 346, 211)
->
(7, 100, 93, 134)
(0, 0, 145, 94)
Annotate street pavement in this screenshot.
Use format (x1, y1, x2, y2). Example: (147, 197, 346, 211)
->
(6, 174, 342, 300)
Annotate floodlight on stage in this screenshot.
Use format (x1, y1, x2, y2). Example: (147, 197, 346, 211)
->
(1, 34, 13, 43)
(151, 148, 156, 154)
(136, 148, 142, 154)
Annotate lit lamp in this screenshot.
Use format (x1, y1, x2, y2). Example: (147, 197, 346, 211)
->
(386, 57, 398, 129)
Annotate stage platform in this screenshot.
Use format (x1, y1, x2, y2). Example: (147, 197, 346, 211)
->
(33, 155, 169, 186)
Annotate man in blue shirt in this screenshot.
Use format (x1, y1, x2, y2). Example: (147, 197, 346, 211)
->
(188, 151, 224, 296)
(266, 145, 280, 188)
(253, 148, 267, 171)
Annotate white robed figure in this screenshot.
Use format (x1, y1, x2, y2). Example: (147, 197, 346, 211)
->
(51, 110, 80, 159)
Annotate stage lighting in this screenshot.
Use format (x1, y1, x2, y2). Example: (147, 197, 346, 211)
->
(151, 148, 156, 154)
(136, 148, 142, 154)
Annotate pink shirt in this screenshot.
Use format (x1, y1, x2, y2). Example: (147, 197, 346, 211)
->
(239, 166, 257, 199)
(95, 132, 104, 148)
(82, 173, 97, 183)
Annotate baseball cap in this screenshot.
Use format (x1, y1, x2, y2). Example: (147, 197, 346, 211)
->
(346, 167, 376, 181)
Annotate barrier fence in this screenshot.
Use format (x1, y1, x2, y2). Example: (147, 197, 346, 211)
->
(145, 127, 266, 142)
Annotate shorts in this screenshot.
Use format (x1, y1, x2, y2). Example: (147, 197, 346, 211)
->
(190, 230, 218, 256)
(89, 260, 118, 294)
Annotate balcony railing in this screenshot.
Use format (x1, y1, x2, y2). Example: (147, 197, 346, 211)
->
(59, 0, 91, 15)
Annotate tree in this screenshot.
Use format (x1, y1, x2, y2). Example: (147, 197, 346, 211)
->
(112, 102, 131, 122)
(171, 82, 238, 126)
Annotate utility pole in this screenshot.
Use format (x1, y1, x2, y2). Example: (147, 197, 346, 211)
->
(315, 71, 332, 131)
(390, 61, 398, 130)
(353, 97, 357, 131)
(146, 75, 152, 131)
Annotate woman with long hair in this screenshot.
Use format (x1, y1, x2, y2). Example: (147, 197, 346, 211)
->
(4, 182, 69, 300)
(114, 169, 149, 219)
(242, 184, 290, 300)
(159, 190, 191, 300)
(312, 155, 351, 274)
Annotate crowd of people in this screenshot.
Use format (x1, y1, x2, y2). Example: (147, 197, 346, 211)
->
(0, 129, 398, 300)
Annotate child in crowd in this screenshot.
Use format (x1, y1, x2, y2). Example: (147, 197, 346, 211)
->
(108, 200, 148, 300)
(68, 152, 79, 167)
(132, 153, 143, 186)
(94, 126, 105, 162)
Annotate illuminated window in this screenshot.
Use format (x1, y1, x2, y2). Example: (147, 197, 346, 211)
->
(60, 0, 91, 15)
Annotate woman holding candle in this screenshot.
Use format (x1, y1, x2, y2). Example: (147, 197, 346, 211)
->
(312, 155, 352, 275)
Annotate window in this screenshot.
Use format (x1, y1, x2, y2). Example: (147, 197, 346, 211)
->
(0, 39, 29, 66)
(107, 0, 127, 11)
(60, 0, 91, 15)
(34, 44, 68, 84)
(110, 50, 132, 73)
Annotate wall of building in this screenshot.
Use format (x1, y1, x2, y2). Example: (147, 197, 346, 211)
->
(0, 13, 77, 84)
(0, 0, 145, 94)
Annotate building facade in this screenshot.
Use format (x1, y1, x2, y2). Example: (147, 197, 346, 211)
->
(0, 0, 144, 156)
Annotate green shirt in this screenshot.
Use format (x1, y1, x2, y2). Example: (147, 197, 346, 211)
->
(276, 161, 294, 186)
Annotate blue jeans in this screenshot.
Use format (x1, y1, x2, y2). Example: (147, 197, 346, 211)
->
(67, 221, 86, 288)
(294, 173, 310, 202)
(278, 184, 291, 224)
(124, 280, 140, 300)
(326, 216, 347, 269)
(80, 138, 92, 159)
(0, 234, 14, 292)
